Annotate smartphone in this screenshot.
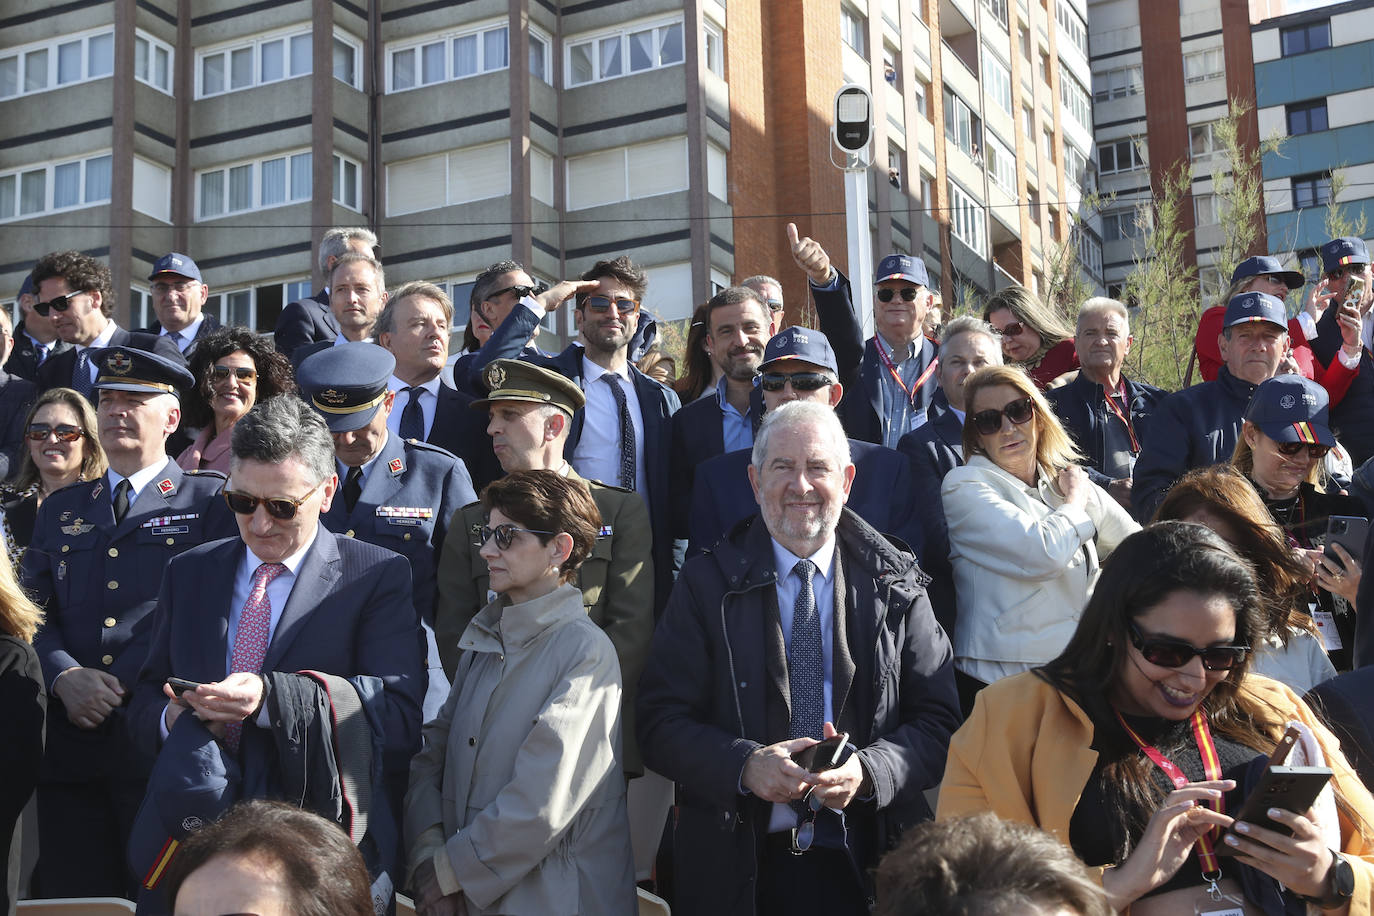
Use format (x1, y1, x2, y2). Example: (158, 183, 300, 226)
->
(1324, 515, 1369, 569)
(1217, 765, 1333, 854)
(166, 676, 203, 696)
(791, 733, 852, 772)
(1343, 275, 1366, 312)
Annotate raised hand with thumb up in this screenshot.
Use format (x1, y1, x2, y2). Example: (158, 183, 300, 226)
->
(787, 223, 834, 287)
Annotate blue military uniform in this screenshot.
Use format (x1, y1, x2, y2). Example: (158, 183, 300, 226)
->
(25, 346, 235, 897)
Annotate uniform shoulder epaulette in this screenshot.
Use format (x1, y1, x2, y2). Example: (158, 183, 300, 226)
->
(183, 469, 228, 479)
(403, 438, 459, 460)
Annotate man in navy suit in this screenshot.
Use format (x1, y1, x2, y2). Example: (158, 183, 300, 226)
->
(31, 251, 185, 402)
(274, 227, 377, 360)
(137, 253, 222, 356)
(446, 260, 549, 395)
(6, 272, 71, 382)
(128, 395, 425, 833)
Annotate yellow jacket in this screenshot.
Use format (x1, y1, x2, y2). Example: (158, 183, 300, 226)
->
(937, 671, 1374, 915)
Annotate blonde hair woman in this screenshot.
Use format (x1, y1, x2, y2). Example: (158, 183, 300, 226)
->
(983, 286, 1079, 388)
(0, 550, 45, 911)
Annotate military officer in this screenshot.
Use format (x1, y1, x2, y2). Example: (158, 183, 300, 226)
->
(435, 358, 654, 777)
(25, 347, 234, 898)
(297, 342, 475, 720)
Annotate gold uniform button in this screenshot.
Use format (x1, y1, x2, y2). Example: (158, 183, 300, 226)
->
(107, 580, 118, 590)
(101, 654, 114, 666)
(345, 530, 355, 538)
(61, 545, 70, 553)
(166, 537, 175, 546)
(403, 533, 412, 541)
(103, 617, 116, 628)
(107, 547, 118, 558)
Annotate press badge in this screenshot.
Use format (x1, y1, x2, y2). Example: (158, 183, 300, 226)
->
(1313, 603, 1343, 651)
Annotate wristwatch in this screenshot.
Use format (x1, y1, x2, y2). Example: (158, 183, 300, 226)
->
(1294, 850, 1355, 910)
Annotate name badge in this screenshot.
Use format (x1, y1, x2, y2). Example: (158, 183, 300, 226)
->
(152, 525, 190, 536)
(386, 518, 422, 527)
(1313, 606, 1343, 651)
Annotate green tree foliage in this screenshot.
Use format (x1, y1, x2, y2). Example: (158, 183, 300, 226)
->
(1123, 160, 1198, 390)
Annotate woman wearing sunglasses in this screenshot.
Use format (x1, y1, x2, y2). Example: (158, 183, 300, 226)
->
(177, 327, 295, 474)
(1157, 465, 1336, 692)
(1231, 375, 1361, 671)
(983, 286, 1079, 389)
(0, 388, 107, 566)
(940, 522, 1374, 914)
(405, 470, 635, 916)
(940, 365, 1138, 713)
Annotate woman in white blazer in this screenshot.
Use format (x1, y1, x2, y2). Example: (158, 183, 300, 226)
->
(940, 364, 1139, 713)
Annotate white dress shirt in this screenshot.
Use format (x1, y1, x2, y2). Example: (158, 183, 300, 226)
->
(386, 374, 440, 441)
(573, 357, 648, 496)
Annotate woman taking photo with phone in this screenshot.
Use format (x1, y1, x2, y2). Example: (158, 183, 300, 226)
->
(939, 522, 1374, 914)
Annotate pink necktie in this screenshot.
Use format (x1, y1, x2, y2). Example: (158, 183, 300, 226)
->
(223, 562, 287, 752)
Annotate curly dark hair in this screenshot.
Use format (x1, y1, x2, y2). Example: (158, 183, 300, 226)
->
(181, 327, 295, 430)
(31, 250, 114, 317)
(576, 255, 647, 307)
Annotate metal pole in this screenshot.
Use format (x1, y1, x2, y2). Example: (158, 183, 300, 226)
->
(844, 159, 875, 340)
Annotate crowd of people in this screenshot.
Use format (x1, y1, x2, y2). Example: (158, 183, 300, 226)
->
(4, 221, 1374, 916)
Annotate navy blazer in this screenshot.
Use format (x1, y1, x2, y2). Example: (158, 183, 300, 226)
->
(896, 394, 963, 587)
(668, 386, 763, 538)
(36, 327, 185, 400)
(0, 371, 37, 481)
(128, 531, 426, 778)
(1046, 372, 1167, 488)
(136, 313, 223, 356)
(811, 269, 938, 444)
(1306, 668, 1374, 788)
(274, 289, 339, 359)
(4, 322, 71, 382)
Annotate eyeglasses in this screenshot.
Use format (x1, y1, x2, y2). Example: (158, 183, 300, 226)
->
(26, 423, 83, 442)
(789, 743, 857, 854)
(487, 283, 545, 301)
(34, 291, 88, 316)
(970, 396, 1035, 436)
(223, 481, 322, 520)
(875, 287, 919, 303)
(758, 371, 832, 392)
(1128, 621, 1249, 671)
(152, 280, 197, 295)
(1275, 440, 1331, 460)
(995, 320, 1028, 338)
(209, 365, 257, 384)
(478, 523, 555, 550)
(1326, 266, 1364, 282)
(583, 295, 640, 314)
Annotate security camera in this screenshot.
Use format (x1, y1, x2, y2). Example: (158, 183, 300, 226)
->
(833, 84, 873, 155)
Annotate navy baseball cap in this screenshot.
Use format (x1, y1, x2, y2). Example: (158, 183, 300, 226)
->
(148, 252, 203, 283)
(1245, 375, 1334, 446)
(1320, 237, 1370, 273)
(875, 254, 930, 288)
(1223, 291, 1288, 330)
(1231, 255, 1304, 291)
(297, 341, 397, 433)
(18, 274, 33, 298)
(758, 326, 839, 374)
(91, 347, 194, 398)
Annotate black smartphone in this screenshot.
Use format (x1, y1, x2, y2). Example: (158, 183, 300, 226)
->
(1324, 515, 1369, 569)
(1217, 765, 1333, 855)
(166, 676, 202, 696)
(791, 733, 852, 772)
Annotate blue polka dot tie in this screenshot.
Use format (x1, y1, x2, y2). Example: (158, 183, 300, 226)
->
(787, 559, 823, 741)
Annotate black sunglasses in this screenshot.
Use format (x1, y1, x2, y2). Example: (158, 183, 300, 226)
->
(876, 287, 919, 303)
(223, 482, 322, 520)
(758, 371, 832, 392)
(487, 283, 546, 301)
(790, 743, 857, 854)
(35, 291, 88, 316)
(765, 298, 784, 312)
(210, 365, 257, 383)
(26, 423, 83, 442)
(1275, 440, 1330, 460)
(478, 523, 555, 550)
(970, 396, 1035, 436)
(583, 295, 639, 314)
(1128, 621, 1249, 671)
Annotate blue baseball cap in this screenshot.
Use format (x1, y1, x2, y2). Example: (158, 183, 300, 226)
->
(297, 342, 397, 433)
(758, 326, 839, 374)
(18, 274, 33, 298)
(1320, 237, 1370, 273)
(1231, 255, 1304, 291)
(1245, 375, 1334, 446)
(1223, 291, 1288, 330)
(91, 346, 195, 398)
(875, 253, 930, 288)
(148, 252, 203, 283)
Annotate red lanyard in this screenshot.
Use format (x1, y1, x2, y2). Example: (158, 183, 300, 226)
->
(1103, 382, 1141, 453)
(875, 336, 939, 408)
(1116, 709, 1226, 878)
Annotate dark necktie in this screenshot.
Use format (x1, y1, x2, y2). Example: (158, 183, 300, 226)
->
(787, 559, 823, 741)
(112, 478, 131, 523)
(343, 466, 363, 512)
(399, 386, 425, 441)
(73, 349, 93, 399)
(601, 374, 635, 490)
(35, 343, 48, 366)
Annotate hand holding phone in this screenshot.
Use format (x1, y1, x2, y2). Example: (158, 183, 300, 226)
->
(166, 676, 203, 697)
(790, 732, 853, 772)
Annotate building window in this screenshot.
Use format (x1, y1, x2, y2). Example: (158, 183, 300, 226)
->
(1060, 70, 1092, 130)
(134, 31, 174, 94)
(386, 142, 512, 216)
(1042, 128, 1056, 164)
(332, 154, 361, 211)
(333, 34, 361, 87)
(565, 136, 688, 210)
(841, 5, 867, 57)
(707, 142, 728, 201)
(1101, 207, 1145, 242)
(1287, 99, 1328, 135)
(1098, 137, 1147, 174)
(0, 152, 112, 222)
(1292, 172, 1332, 209)
(198, 27, 312, 97)
(1076, 225, 1103, 280)
(1281, 21, 1331, 56)
(530, 28, 552, 83)
(983, 49, 1012, 114)
(1028, 188, 1041, 221)
(197, 150, 313, 220)
(0, 28, 117, 100)
(982, 0, 1009, 29)
(1040, 51, 1052, 83)
(948, 180, 986, 256)
(704, 19, 725, 77)
(387, 21, 510, 93)
(1022, 104, 1035, 143)
(1047, 207, 1060, 241)
(1093, 64, 1142, 101)
(985, 134, 1016, 194)
(205, 289, 257, 330)
(1189, 121, 1222, 162)
(920, 171, 933, 207)
(1019, 25, 1032, 60)
(914, 78, 929, 118)
(943, 88, 982, 159)
(1194, 192, 1220, 226)
(1055, 1, 1088, 57)
(567, 17, 685, 86)
(1064, 143, 1091, 191)
(1183, 47, 1224, 83)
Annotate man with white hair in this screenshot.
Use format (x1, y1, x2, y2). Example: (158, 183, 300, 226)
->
(639, 401, 959, 916)
(275, 227, 378, 359)
(1047, 298, 1166, 509)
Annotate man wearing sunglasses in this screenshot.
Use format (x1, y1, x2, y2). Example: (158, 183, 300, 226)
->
(137, 252, 220, 357)
(0, 307, 39, 482)
(274, 227, 377, 361)
(788, 224, 938, 449)
(298, 343, 475, 721)
(640, 401, 960, 916)
(31, 250, 185, 404)
(1133, 290, 1290, 521)
(741, 274, 786, 331)
(23, 347, 234, 898)
(1310, 237, 1374, 467)
(5, 272, 71, 383)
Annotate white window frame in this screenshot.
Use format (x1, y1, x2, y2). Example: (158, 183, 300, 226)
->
(948, 180, 986, 257)
(1055, 1, 1088, 57)
(564, 136, 689, 211)
(1183, 47, 1224, 84)
(205, 288, 258, 329)
(1189, 121, 1223, 163)
(134, 30, 175, 95)
(565, 16, 686, 88)
(195, 149, 314, 221)
(981, 0, 1009, 29)
(385, 20, 511, 93)
(1076, 226, 1103, 279)
(704, 18, 725, 77)
(0, 27, 116, 101)
(1060, 70, 1092, 130)
(1092, 64, 1142, 101)
(983, 49, 1012, 115)
(0, 151, 114, 223)
(1101, 207, 1146, 242)
(333, 31, 362, 89)
(530, 26, 552, 84)
(1064, 142, 1091, 191)
(841, 5, 868, 58)
(196, 25, 314, 99)
(985, 133, 1017, 195)
(1098, 137, 1147, 175)
(332, 153, 362, 211)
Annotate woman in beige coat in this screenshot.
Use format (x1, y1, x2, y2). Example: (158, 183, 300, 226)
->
(404, 470, 635, 916)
